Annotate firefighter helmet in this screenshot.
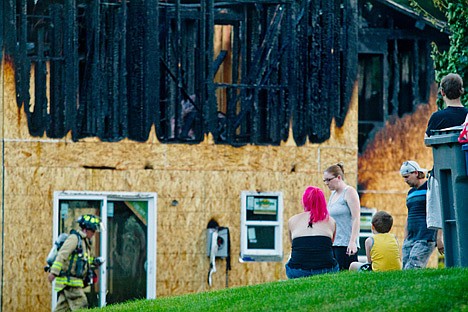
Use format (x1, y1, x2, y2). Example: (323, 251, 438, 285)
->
(77, 214, 101, 231)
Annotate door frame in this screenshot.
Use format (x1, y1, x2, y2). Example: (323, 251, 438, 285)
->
(52, 191, 157, 309)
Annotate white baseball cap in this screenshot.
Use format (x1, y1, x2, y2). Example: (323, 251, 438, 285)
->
(400, 160, 427, 176)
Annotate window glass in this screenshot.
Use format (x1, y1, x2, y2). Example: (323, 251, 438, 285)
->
(358, 54, 384, 153)
(247, 226, 275, 249)
(357, 207, 376, 261)
(245, 196, 278, 221)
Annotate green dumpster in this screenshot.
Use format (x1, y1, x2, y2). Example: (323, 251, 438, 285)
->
(425, 127, 468, 267)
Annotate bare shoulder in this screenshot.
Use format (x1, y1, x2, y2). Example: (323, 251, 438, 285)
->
(289, 212, 307, 224)
(345, 185, 359, 197)
(344, 185, 360, 206)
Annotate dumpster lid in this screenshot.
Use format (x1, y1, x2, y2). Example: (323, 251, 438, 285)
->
(425, 126, 463, 146)
(431, 125, 463, 135)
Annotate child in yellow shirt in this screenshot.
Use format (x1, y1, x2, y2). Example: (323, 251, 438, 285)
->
(349, 211, 402, 272)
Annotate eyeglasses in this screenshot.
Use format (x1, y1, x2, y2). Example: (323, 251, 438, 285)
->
(402, 172, 417, 179)
(323, 177, 337, 183)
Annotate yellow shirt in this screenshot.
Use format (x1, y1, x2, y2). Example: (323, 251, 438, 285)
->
(370, 233, 402, 272)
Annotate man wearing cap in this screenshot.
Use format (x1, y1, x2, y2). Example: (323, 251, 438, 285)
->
(400, 161, 439, 269)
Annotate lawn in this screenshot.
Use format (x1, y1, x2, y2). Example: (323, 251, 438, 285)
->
(86, 268, 467, 312)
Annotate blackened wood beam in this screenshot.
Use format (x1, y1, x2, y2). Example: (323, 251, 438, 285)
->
(391, 39, 400, 116)
(48, 4, 66, 138)
(412, 40, 420, 109)
(213, 50, 228, 76)
(30, 26, 48, 136)
(64, 0, 77, 135)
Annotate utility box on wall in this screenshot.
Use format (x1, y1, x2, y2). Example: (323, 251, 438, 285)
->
(240, 191, 283, 262)
(206, 228, 229, 258)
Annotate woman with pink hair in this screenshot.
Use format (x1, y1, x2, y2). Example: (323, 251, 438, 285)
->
(285, 186, 339, 279)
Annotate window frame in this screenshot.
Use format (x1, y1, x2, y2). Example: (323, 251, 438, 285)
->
(240, 191, 283, 262)
(52, 191, 158, 309)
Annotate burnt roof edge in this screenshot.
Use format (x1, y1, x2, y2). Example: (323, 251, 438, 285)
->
(375, 0, 449, 33)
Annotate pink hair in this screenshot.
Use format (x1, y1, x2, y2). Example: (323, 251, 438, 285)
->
(302, 186, 329, 225)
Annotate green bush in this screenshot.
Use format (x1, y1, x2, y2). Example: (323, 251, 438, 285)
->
(410, 0, 468, 108)
(430, 0, 468, 108)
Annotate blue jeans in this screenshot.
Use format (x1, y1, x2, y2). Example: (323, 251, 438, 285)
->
(402, 239, 436, 269)
(285, 262, 339, 279)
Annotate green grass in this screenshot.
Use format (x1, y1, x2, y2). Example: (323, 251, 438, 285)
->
(87, 268, 467, 312)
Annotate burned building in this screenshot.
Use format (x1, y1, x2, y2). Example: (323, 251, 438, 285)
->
(0, 0, 448, 311)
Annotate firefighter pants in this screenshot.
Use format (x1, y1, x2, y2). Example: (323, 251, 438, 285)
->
(55, 286, 88, 312)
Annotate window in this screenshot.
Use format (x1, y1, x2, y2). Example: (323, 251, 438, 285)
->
(240, 191, 283, 262)
(357, 206, 376, 262)
(358, 54, 384, 153)
(358, 37, 441, 154)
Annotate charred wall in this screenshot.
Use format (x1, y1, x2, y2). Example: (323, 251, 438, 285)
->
(2, 0, 358, 145)
(356, 0, 449, 153)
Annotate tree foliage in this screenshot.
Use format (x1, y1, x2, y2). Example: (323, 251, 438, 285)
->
(411, 0, 468, 108)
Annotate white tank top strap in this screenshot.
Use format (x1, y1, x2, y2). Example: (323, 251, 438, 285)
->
(341, 186, 349, 201)
(343, 185, 349, 194)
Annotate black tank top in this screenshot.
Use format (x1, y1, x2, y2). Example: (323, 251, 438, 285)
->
(288, 236, 337, 270)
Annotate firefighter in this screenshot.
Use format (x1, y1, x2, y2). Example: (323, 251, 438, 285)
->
(48, 214, 101, 311)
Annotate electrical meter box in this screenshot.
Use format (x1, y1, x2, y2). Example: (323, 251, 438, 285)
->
(240, 191, 283, 262)
(206, 228, 229, 258)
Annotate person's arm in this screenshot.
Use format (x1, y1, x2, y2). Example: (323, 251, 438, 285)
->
(365, 236, 374, 263)
(331, 219, 336, 243)
(48, 273, 56, 282)
(403, 197, 408, 241)
(395, 235, 402, 265)
(425, 129, 431, 146)
(424, 132, 430, 146)
(425, 113, 436, 144)
(437, 229, 444, 255)
(346, 187, 361, 255)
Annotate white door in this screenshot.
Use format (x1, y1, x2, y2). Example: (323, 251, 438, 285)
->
(52, 191, 157, 310)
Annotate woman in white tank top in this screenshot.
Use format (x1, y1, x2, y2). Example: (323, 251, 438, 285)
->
(323, 163, 361, 270)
